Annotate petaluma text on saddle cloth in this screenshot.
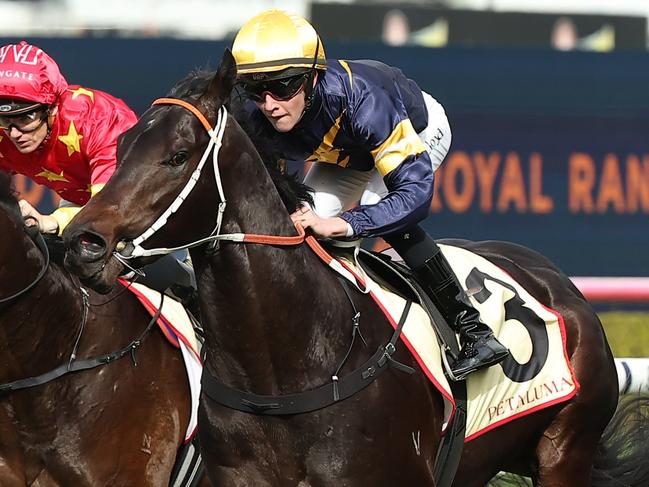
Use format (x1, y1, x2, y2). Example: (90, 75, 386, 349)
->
(487, 376, 575, 422)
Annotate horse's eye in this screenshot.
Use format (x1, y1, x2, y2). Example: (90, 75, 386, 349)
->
(167, 150, 188, 167)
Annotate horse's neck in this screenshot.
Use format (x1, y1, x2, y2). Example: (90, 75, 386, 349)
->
(195, 154, 357, 388)
(0, 227, 82, 381)
(198, 241, 355, 389)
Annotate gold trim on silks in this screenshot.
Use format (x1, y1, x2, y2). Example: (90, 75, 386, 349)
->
(233, 10, 326, 75)
(277, 159, 287, 175)
(372, 119, 427, 176)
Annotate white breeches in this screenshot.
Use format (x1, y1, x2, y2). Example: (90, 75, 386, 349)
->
(303, 91, 452, 218)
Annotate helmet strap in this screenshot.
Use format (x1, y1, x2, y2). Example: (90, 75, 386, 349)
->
(303, 38, 321, 110)
(40, 106, 55, 146)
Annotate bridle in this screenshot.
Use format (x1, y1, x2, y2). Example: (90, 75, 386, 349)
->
(114, 97, 306, 263)
(113, 96, 368, 292)
(108, 96, 418, 416)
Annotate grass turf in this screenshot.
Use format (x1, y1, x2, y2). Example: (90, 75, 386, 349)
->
(599, 311, 649, 357)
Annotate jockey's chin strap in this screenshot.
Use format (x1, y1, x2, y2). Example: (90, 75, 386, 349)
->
(114, 97, 308, 261)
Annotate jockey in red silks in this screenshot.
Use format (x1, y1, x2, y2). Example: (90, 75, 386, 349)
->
(231, 10, 509, 380)
(0, 41, 196, 303)
(0, 40, 137, 234)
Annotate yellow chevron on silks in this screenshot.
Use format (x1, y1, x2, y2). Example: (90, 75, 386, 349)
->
(337, 243, 578, 440)
(338, 60, 353, 89)
(306, 110, 350, 167)
(372, 119, 426, 176)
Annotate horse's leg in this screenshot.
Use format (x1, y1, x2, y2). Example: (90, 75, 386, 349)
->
(533, 402, 607, 487)
(533, 306, 617, 487)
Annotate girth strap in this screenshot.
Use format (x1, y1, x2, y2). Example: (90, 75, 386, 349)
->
(201, 300, 415, 415)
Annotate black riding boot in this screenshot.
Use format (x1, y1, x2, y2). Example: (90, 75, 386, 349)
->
(413, 250, 509, 380)
(385, 227, 509, 381)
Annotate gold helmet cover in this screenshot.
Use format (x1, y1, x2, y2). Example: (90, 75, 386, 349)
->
(233, 10, 327, 77)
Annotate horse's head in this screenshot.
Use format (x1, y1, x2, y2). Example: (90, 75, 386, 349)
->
(64, 50, 239, 293)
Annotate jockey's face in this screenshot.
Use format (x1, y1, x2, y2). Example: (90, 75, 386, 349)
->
(3, 106, 56, 154)
(253, 73, 317, 133)
(254, 86, 306, 133)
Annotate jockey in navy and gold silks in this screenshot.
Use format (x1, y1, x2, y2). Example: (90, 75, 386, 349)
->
(232, 9, 510, 381)
(238, 58, 433, 238)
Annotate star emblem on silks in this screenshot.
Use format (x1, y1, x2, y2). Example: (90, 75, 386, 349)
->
(58, 120, 83, 156)
(77, 183, 92, 193)
(69, 87, 94, 102)
(35, 168, 70, 183)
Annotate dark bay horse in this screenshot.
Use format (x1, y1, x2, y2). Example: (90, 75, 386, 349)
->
(0, 171, 200, 486)
(63, 50, 648, 486)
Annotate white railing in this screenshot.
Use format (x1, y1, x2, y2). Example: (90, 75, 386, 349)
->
(615, 358, 649, 394)
(571, 277, 649, 303)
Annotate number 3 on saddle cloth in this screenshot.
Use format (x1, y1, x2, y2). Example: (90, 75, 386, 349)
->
(119, 278, 203, 443)
(327, 242, 579, 441)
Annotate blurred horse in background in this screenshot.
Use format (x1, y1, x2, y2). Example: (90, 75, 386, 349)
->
(0, 170, 205, 486)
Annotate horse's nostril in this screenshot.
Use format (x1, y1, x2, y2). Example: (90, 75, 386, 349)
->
(76, 232, 107, 257)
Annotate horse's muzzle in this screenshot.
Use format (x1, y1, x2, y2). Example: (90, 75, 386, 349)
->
(63, 228, 122, 293)
(64, 228, 109, 264)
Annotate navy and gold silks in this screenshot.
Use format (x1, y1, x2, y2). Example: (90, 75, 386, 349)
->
(242, 59, 436, 238)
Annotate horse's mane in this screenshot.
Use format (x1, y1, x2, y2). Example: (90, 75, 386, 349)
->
(168, 69, 313, 214)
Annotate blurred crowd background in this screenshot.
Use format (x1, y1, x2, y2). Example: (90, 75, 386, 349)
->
(2, 0, 649, 279)
(2, 0, 648, 50)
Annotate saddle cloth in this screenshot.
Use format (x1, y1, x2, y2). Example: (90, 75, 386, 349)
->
(120, 279, 202, 442)
(336, 243, 580, 440)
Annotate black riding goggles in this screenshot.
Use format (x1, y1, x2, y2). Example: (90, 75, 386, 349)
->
(241, 73, 309, 103)
(0, 107, 49, 133)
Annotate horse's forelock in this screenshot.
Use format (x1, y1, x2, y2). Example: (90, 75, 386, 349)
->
(168, 70, 213, 100)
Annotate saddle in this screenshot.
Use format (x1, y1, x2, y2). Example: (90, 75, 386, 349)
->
(328, 244, 461, 361)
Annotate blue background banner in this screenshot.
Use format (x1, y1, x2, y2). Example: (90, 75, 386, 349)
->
(2, 38, 648, 276)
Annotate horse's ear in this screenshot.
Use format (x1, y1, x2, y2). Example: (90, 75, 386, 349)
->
(205, 49, 237, 105)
